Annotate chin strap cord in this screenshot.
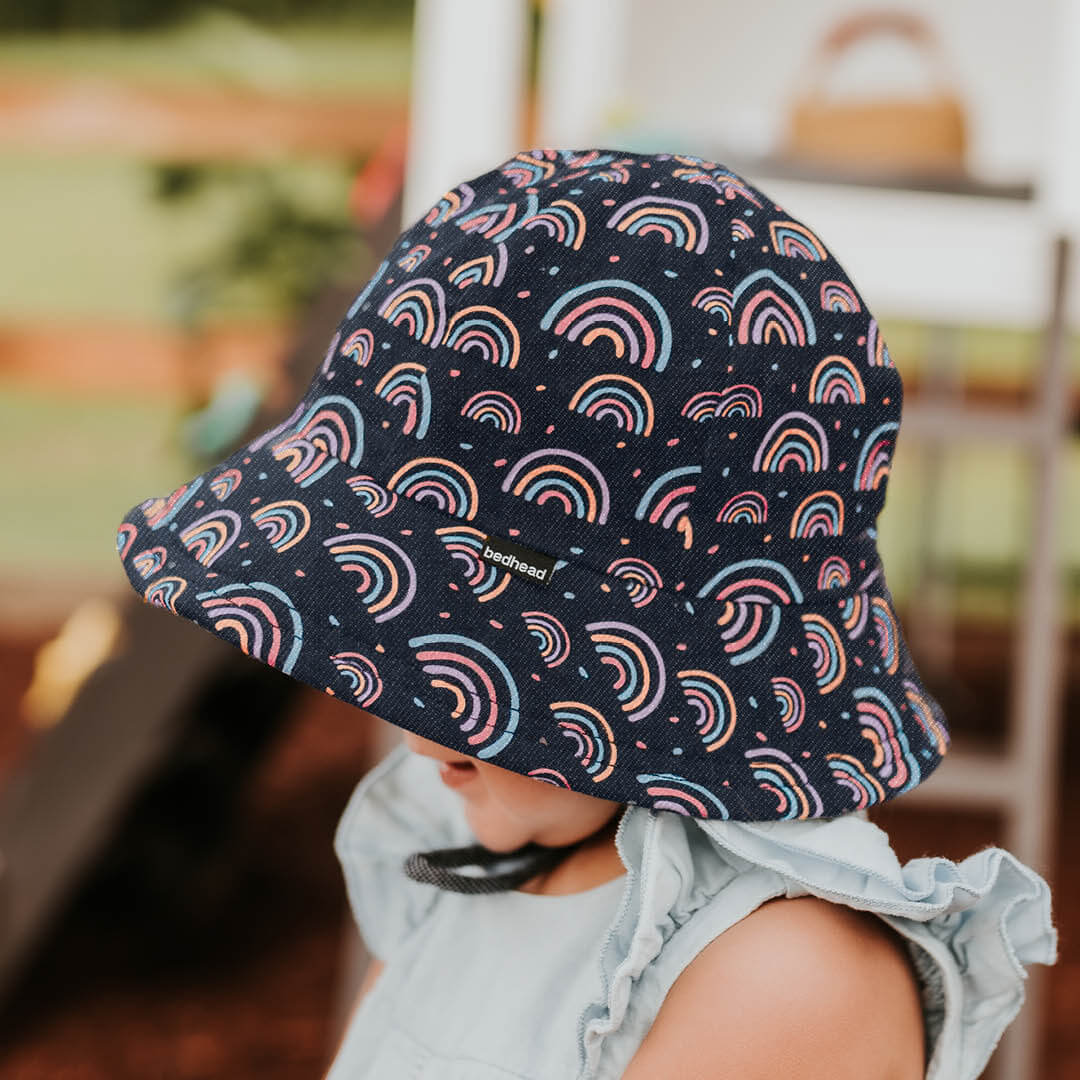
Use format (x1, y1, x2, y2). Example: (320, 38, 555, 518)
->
(402, 839, 586, 895)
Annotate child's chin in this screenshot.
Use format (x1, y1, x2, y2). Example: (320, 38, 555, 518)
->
(463, 806, 531, 854)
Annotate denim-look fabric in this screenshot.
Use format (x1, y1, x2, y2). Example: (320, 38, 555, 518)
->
(328, 742, 1057, 1080)
(115, 147, 953, 823)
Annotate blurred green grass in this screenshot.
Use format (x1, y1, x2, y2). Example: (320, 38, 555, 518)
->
(0, 384, 200, 580)
(0, 11, 413, 95)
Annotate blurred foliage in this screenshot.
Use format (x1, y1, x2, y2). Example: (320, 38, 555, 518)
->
(0, 0, 413, 31)
(149, 159, 368, 327)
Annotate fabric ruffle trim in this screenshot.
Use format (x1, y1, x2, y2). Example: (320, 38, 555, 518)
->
(580, 806, 1058, 1080)
(335, 742, 1057, 1080)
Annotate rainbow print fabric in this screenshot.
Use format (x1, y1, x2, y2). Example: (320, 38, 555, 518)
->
(116, 147, 950, 821)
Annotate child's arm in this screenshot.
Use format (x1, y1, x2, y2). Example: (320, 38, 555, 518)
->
(620, 895, 925, 1080)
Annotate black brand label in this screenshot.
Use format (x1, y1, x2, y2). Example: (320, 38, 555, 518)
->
(480, 533, 558, 587)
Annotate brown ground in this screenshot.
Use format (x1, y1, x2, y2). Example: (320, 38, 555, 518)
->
(0, 621, 1075, 1080)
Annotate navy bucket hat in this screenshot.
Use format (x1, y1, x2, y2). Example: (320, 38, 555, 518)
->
(115, 146, 951, 822)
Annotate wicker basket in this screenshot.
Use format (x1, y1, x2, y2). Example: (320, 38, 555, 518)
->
(783, 10, 969, 178)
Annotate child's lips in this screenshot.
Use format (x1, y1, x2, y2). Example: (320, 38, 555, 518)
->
(438, 759, 478, 788)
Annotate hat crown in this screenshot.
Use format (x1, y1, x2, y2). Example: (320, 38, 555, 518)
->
(280, 148, 901, 602)
(118, 147, 951, 823)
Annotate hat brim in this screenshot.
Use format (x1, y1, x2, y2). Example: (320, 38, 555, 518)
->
(116, 424, 949, 822)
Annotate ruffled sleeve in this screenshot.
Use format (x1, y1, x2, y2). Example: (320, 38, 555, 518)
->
(333, 739, 477, 964)
(581, 807, 1058, 1080)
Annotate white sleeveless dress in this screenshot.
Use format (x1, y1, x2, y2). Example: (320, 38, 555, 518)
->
(326, 741, 1057, 1080)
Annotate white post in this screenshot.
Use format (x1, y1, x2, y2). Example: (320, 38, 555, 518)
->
(403, 0, 531, 229)
(534, 0, 631, 147)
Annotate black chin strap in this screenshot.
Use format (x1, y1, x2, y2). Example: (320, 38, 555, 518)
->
(402, 839, 587, 895)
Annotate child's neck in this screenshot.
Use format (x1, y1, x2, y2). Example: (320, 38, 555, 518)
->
(514, 812, 627, 896)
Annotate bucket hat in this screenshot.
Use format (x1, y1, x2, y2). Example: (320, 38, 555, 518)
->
(115, 146, 951, 823)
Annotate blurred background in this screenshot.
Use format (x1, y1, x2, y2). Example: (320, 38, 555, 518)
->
(0, 1, 1077, 1077)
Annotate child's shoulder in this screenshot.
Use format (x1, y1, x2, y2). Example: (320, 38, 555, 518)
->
(623, 893, 926, 1080)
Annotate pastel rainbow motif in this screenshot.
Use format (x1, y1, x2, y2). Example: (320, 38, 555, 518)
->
(388, 456, 479, 520)
(520, 199, 587, 250)
(636, 772, 730, 818)
(820, 280, 861, 313)
(605, 556, 664, 608)
(196, 581, 304, 675)
(681, 389, 724, 422)
(771, 676, 806, 733)
(132, 546, 168, 579)
(870, 595, 900, 675)
(841, 590, 870, 639)
(808, 355, 866, 405)
(676, 669, 737, 750)
(408, 631, 521, 757)
(272, 394, 365, 488)
(339, 327, 375, 367)
(817, 555, 852, 591)
(442, 304, 521, 369)
(374, 362, 432, 438)
(732, 268, 816, 346)
(717, 491, 768, 526)
(424, 180, 475, 227)
(330, 651, 383, 708)
(903, 679, 950, 756)
(697, 557, 805, 607)
(344, 474, 398, 516)
(866, 318, 894, 367)
(853, 685, 921, 793)
(209, 468, 242, 501)
(753, 411, 830, 473)
(690, 286, 734, 323)
(323, 532, 417, 623)
(745, 747, 824, 819)
(568, 373, 654, 436)
(697, 556, 805, 665)
(141, 477, 202, 531)
(527, 767, 573, 789)
(461, 389, 523, 433)
(436, 525, 512, 603)
(501, 152, 558, 186)
(145, 575, 186, 613)
(377, 278, 448, 346)
(520, 610, 571, 668)
(502, 448, 610, 523)
(396, 243, 431, 273)
(670, 161, 764, 208)
(730, 219, 754, 242)
(768, 220, 827, 261)
(448, 246, 508, 290)
(577, 163, 631, 184)
(635, 465, 701, 530)
(719, 384, 763, 419)
(549, 701, 616, 781)
(116, 523, 137, 561)
(585, 620, 666, 722)
(714, 601, 782, 665)
(320, 329, 341, 376)
(789, 490, 845, 539)
(541, 279, 673, 372)
(854, 423, 898, 491)
(827, 752, 886, 809)
(454, 191, 539, 243)
(250, 500, 311, 553)
(180, 509, 242, 568)
(801, 612, 847, 693)
(606, 196, 710, 254)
